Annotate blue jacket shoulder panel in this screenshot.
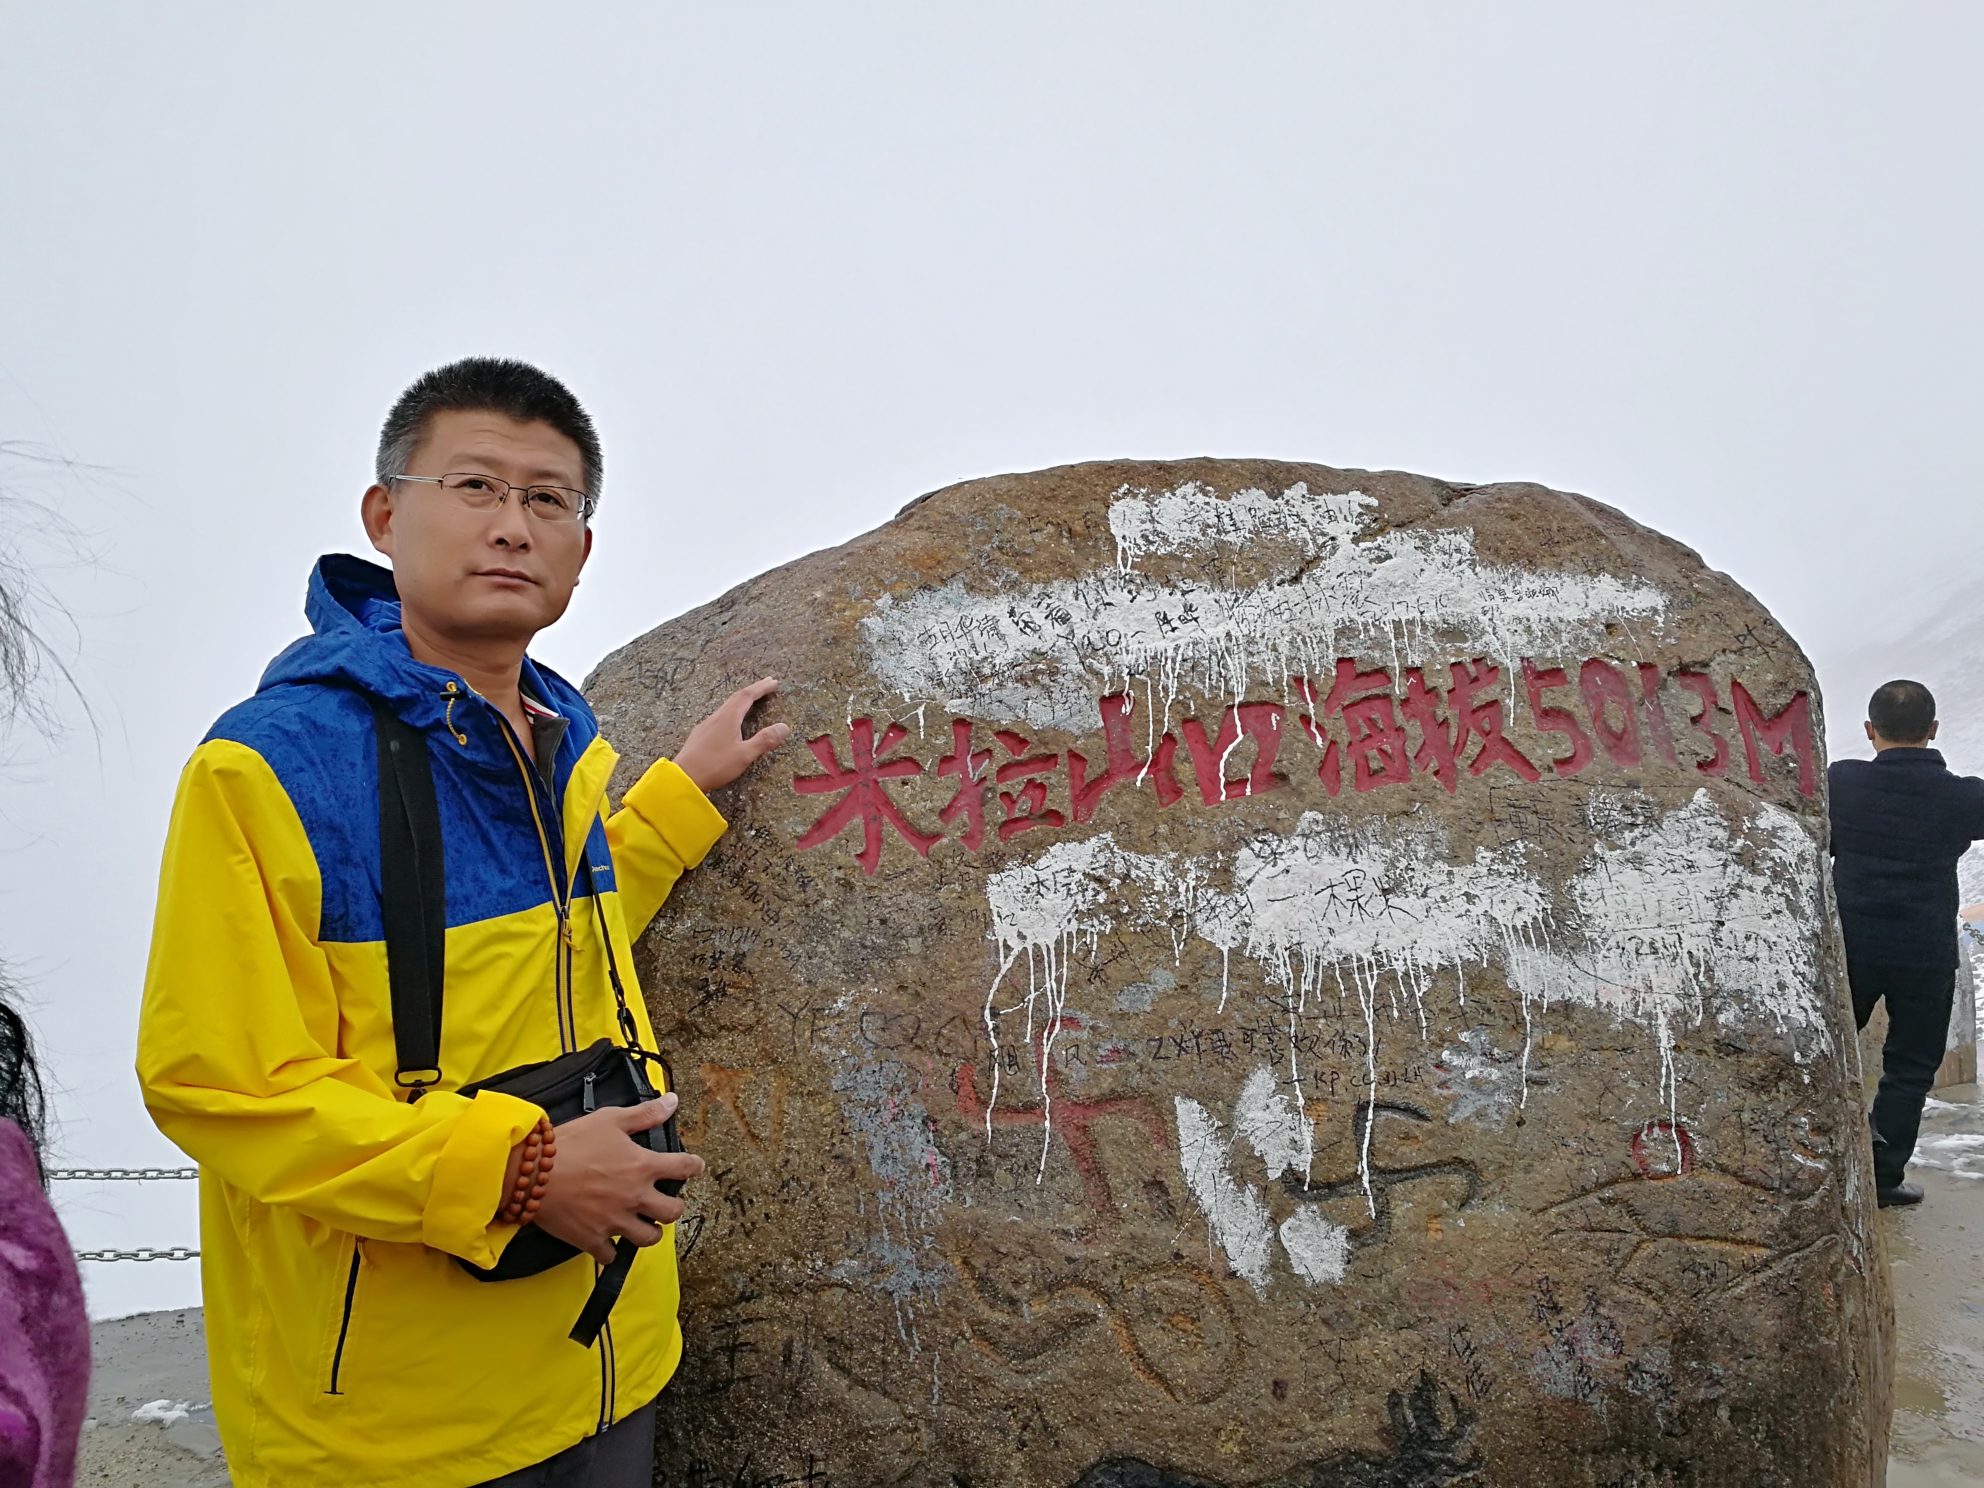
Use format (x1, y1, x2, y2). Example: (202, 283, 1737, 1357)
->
(196, 555, 621, 943)
(205, 678, 601, 944)
(205, 682, 382, 943)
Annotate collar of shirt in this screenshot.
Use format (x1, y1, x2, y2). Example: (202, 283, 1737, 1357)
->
(519, 688, 569, 785)
(1874, 747, 1946, 767)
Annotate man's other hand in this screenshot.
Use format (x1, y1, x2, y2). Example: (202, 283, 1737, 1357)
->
(674, 677, 790, 793)
(528, 1096, 706, 1265)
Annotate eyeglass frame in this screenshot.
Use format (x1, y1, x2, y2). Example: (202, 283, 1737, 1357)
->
(385, 471, 598, 525)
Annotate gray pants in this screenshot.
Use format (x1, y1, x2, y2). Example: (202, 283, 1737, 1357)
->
(472, 1398, 657, 1488)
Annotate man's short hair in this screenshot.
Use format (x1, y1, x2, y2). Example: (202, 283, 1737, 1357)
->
(376, 357, 603, 502)
(1869, 679, 1936, 743)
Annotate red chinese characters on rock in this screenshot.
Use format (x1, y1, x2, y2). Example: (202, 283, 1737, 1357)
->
(1068, 693, 1165, 819)
(790, 661, 1818, 872)
(1180, 703, 1289, 803)
(791, 718, 941, 873)
(1299, 661, 1406, 795)
(1402, 659, 1541, 792)
(934, 719, 993, 850)
(993, 731, 1067, 842)
(1294, 658, 1544, 798)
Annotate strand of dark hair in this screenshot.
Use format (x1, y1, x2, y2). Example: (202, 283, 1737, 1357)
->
(0, 984, 47, 1182)
(0, 442, 98, 1181)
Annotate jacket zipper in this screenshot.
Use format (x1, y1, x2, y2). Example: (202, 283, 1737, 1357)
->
(327, 1245, 361, 1395)
(495, 722, 577, 1054)
(599, 1316, 616, 1432)
(492, 704, 618, 1432)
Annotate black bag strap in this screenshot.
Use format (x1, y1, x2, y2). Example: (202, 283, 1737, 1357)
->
(569, 1239, 639, 1346)
(372, 698, 447, 1096)
(581, 856, 651, 1061)
(556, 870, 649, 1349)
(372, 702, 655, 1347)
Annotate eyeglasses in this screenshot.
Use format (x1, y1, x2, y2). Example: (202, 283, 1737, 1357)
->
(388, 471, 596, 524)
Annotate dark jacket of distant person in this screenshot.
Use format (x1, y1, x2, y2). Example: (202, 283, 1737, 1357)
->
(1829, 748, 1984, 967)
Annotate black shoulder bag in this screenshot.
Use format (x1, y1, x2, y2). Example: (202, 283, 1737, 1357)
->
(371, 698, 685, 1348)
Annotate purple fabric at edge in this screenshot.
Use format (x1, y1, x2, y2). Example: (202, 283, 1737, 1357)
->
(0, 1120, 88, 1488)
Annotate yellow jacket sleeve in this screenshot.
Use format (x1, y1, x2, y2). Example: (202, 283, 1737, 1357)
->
(606, 756, 728, 940)
(136, 740, 542, 1266)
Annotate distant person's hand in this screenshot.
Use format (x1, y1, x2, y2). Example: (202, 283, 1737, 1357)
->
(524, 1096, 705, 1265)
(1962, 902, 1984, 924)
(674, 677, 790, 792)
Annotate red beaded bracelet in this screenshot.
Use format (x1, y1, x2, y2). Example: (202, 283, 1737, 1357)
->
(497, 1116, 557, 1226)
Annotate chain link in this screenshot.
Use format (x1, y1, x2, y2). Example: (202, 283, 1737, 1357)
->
(54, 1167, 201, 1261)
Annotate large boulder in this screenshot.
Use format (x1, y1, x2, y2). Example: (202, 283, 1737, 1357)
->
(586, 460, 1888, 1487)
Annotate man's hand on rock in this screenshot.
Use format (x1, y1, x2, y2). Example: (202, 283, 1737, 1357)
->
(674, 677, 790, 793)
(525, 1096, 706, 1265)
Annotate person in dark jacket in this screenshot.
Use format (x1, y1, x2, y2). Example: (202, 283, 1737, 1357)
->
(1829, 679, 1984, 1207)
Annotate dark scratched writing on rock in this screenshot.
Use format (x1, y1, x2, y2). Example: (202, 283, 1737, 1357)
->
(788, 656, 1817, 874)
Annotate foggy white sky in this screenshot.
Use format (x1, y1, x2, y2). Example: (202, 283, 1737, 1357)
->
(3, 4, 1980, 1315)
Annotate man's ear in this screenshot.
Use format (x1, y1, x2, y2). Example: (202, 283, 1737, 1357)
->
(361, 483, 396, 557)
(1864, 720, 1878, 745)
(1930, 720, 1941, 741)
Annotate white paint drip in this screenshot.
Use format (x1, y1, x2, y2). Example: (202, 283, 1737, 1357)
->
(1232, 1066, 1313, 1179)
(979, 791, 1828, 1206)
(979, 834, 1123, 1168)
(1279, 1207, 1352, 1285)
(862, 483, 1669, 731)
(1433, 1027, 1528, 1129)
(1175, 1068, 1351, 1290)
(1235, 816, 1551, 1159)
(1503, 790, 1827, 1152)
(1110, 481, 1357, 567)
(1174, 1094, 1276, 1289)
(984, 833, 1250, 1163)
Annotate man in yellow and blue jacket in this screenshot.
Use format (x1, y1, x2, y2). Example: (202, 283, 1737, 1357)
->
(137, 358, 787, 1487)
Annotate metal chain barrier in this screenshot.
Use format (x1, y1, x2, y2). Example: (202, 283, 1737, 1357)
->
(53, 1167, 203, 1261)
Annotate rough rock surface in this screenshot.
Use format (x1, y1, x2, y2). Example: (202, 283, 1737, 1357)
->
(586, 460, 1890, 1487)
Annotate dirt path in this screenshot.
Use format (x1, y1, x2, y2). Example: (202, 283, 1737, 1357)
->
(1884, 1087, 1984, 1486)
(75, 1307, 229, 1487)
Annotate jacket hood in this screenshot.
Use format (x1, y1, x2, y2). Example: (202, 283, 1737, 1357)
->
(259, 554, 592, 735)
